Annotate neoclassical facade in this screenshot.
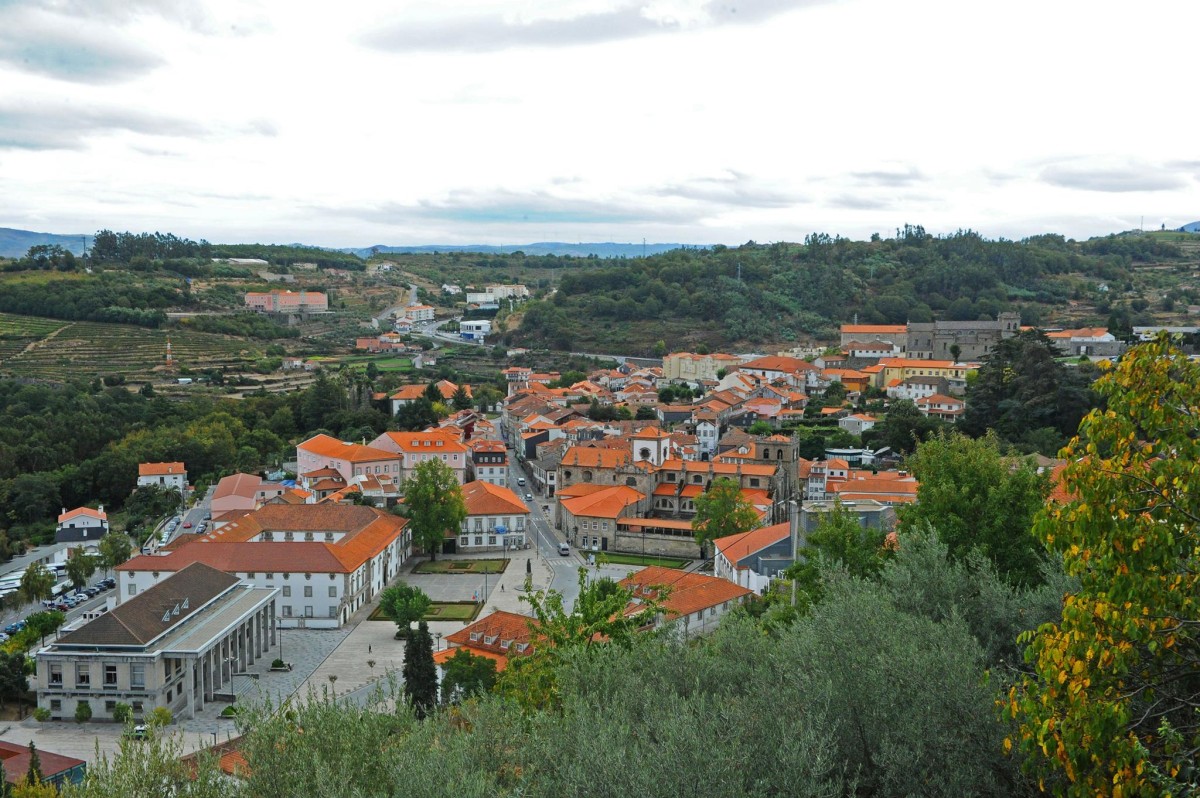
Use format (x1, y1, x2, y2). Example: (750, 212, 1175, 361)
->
(37, 563, 277, 722)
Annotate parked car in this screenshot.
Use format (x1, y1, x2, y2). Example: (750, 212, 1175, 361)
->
(525, 493, 534, 502)
(517, 477, 526, 486)
(182, 521, 192, 529)
(102, 578, 116, 588)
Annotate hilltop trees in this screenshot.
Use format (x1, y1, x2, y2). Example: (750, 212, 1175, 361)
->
(1010, 336, 1200, 795)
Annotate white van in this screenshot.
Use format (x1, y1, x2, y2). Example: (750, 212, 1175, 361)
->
(558, 543, 570, 556)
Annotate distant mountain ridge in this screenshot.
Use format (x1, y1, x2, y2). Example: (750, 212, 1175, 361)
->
(340, 242, 695, 259)
(0, 228, 92, 258)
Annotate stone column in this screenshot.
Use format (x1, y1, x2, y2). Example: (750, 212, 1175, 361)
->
(185, 659, 196, 719)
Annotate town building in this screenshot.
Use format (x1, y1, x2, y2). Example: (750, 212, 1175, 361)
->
(915, 393, 966, 423)
(296, 435, 401, 486)
(455, 481, 530, 553)
(55, 507, 108, 544)
(37, 563, 277, 722)
(459, 319, 491, 341)
(436, 610, 537, 672)
(468, 439, 509, 487)
(243, 290, 328, 314)
(404, 304, 435, 322)
(712, 521, 792, 595)
(116, 504, 411, 627)
(905, 312, 1020, 360)
(368, 430, 469, 485)
(0, 742, 85, 788)
(211, 473, 287, 521)
(137, 462, 188, 495)
(619, 566, 752, 636)
(1045, 327, 1126, 358)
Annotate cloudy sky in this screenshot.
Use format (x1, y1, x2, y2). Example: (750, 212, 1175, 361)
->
(1, 0, 1197, 247)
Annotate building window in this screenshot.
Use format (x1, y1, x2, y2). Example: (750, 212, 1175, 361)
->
(474, 536, 482, 546)
(304, 586, 313, 598)
(325, 533, 334, 542)
(104, 665, 118, 685)
(459, 536, 469, 546)
(282, 605, 292, 617)
(76, 664, 90, 686)
(130, 664, 145, 689)
(329, 606, 338, 618)
(105, 700, 116, 712)
(50, 699, 62, 711)
(283, 586, 291, 597)
(266, 573, 274, 580)
(49, 664, 62, 685)
(328, 586, 337, 598)
(488, 536, 496, 546)
(128, 584, 136, 596)
(304, 606, 313, 618)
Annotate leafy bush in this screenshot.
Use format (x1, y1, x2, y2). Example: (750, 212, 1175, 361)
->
(112, 702, 132, 723)
(32, 707, 49, 722)
(271, 658, 286, 669)
(148, 706, 173, 726)
(75, 700, 92, 723)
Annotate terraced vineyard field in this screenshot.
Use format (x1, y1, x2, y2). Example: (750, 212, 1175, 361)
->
(0, 317, 268, 381)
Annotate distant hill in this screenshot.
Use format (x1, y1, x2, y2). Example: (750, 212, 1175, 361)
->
(340, 242, 694, 259)
(0, 228, 92, 258)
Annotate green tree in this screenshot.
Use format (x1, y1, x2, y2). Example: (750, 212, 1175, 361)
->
(0, 652, 27, 712)
(875, 398, 941, 454)
(787, 500, 891, 608)
(961, 329, 1096, 451)
(899, 431, 1049, 586)
(691, 477, 758, 559)
(634, 405, 657, 421)
(1009, 336, 1200, 796)
(402, 621, 437, 719)
(97, 533, 133, 576)
(423, 381, 444, 404)
(74, 700, 92, 723)
(439, 649, 498, 704)
(378, 583, 432, 637)
(64, 718, 229, 798)
(0, 759, 9, 798)
(23, 611, 64, 646)
(398, 459, 466, 562)
(450, 385, 472, 411)
(24, 743, 40, 785)
(501, 568, 659, 713)
(746, 420, 773, 436)
(17, 563, 53, 607)
(65, 552, 97, 591)
(822, 380, 847, 406)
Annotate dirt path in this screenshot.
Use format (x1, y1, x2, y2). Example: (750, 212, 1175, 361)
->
(14, 322, 73, 358)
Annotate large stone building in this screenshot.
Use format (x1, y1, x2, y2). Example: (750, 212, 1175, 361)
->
(905, 312, 1020, 360)
(37, 563, 277, 722)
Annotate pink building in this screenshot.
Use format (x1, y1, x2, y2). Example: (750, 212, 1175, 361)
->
(296, 435, 402, 484)
(244, 290, 328, 313)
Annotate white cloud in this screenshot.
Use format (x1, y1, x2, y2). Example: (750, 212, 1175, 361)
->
(0, 0, 1198, 244)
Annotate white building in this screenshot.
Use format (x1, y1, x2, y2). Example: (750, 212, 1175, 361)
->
(115, 504, 410, 628)
(37, 563, 277, 721)
(137, 462, 188, 495)
(459, 319, 491, 341)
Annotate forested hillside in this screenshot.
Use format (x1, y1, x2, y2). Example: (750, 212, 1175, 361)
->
(508, 228, 1195, 353)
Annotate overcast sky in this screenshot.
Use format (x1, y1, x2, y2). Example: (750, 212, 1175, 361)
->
(1, 0, 1197, 247)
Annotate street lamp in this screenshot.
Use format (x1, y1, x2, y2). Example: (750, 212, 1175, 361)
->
(435, 632, 442, 652)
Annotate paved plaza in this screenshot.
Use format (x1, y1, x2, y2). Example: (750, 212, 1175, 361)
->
(0, 546, 567, 763)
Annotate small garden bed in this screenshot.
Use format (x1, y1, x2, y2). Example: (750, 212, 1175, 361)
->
(413, 558, 508, 575)
(369, 601, 481, 623)
(596, 553, 691, 569)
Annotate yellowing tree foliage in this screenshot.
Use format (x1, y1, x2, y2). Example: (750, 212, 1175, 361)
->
(1008, 336, 1200, 796)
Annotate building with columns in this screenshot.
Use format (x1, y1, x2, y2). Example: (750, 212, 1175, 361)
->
(36, 563, 277, 722)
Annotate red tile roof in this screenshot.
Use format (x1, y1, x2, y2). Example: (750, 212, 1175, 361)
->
(57, 506, 106, 524)
(139, 461, 186, 477)
(619, 567, 752, 621)
(298, 434, 397, 462)
(713, 521, 790, 568)
(560, 486, 643, 519)
(462, 481, 529, 517)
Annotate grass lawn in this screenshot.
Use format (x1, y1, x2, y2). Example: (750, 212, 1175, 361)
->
(413, 558, 508, 575)
(368, 601, 481, 623)
(597, 553, 692, 569)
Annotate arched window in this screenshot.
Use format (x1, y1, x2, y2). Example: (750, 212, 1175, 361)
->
(583, 470, 593, 482)
(639, 447, 652, 460)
